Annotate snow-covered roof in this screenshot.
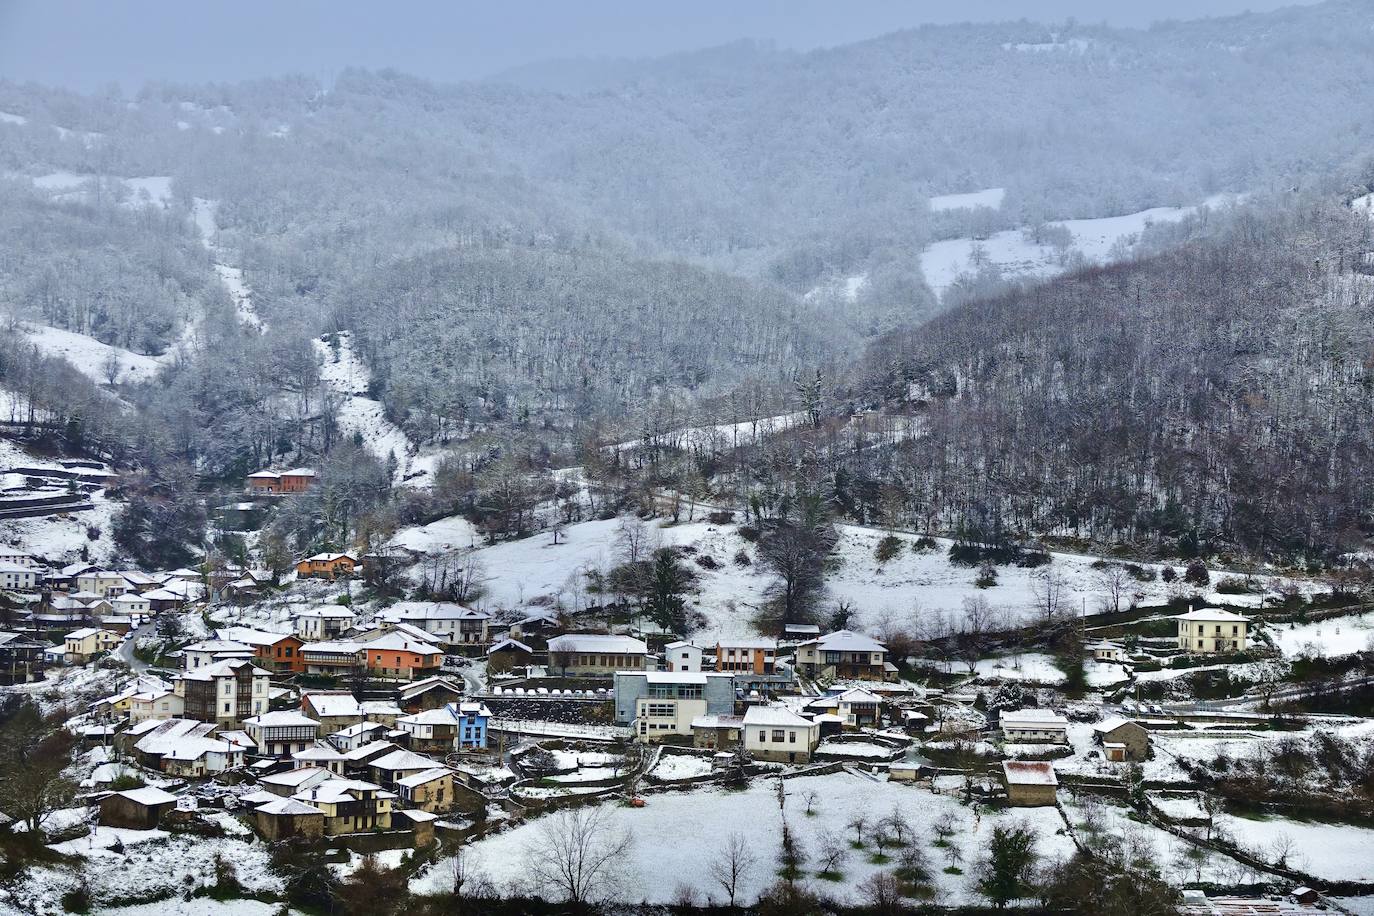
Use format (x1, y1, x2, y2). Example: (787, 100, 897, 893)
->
(378, 601, 490, 622)
(341, 740, 397, 762)
(332, 721, 387, 739)
(261, 766, 331, 787)
(396, 766, 452, 788)
(1174, 608, 1250, 623)
(716, 637, 777, 650)
(1092, 717, 1139, 734)
(807, 629, 887, 653)
(743, 705, 815, 729)
(395, 808, 438, 822)
(116, 786, 178, 806)
(65, 627, 113, 640)
(691, 714, 743, 729)
(246, 471, 280, 479)
(178, 658, 270, 681)
(360, 700, 402, 716)
(454, 701, 491, 718)
(294, 606, 356, 619)
(255, 798, 323, 816)
(488, 638, 532, 655)
(834, 687, 883, 704)
(646, 671, 708, 685)
(398, 675, 463, 696)
(1000, 709, 1069, 728)
(1001, 760, 1058, 786)
(362, 632, 443, 655)
(294, 778, 394, 805)
(292, 745, 345, 764)
(369, 749, 441, 772)
(303, 693, 363, 718)
(281, 468, 316, 477)
(300, 640, 365, 655)
(245, 710, 319, 729)
(183, 639, 253, 654)
(215, 627, 294, 647)
(547, 633, 648, 654)
(399, 707, 458, 726)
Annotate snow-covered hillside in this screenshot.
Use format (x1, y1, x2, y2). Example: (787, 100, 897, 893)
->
(314, 332, 441, 488)
(19, 323, 162, 385)
(402, 513, 1309, 640)
(921, 194, 1235, 298)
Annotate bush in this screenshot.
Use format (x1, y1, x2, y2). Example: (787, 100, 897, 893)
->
(61, 884, 92, 914)
(912, 536, 938, 553)
(707, 510, 735, 525)
(1214, 575, 1257, 594)
(1184, 561, 1210, 586)
(949, 542, 983, 567)
(1015, 550, 1051, 569)
(875, 535, 904, 565)
(1126, 563, 1157, 582)
(733, 549, 752, 567)
(695, 554, 720, 570)
(975, 563, 998, 588)
(1161, 566, 1177, 582)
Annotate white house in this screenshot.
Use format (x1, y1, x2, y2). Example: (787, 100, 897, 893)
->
(999, 708, 1070, 745)
(292, 606, 357, 642)
(743, 705, 820, 764)
(111, 592, 152, 618)
(1175, 609, 1249, 653)
(244, 710, 321, 758)
(76, 571, 135, 598)
(130, 690, 185, 724)
(546, 634, 648, 675)
(664, 640, 702, 673)
(0, 563, 39, 591)
(182, 639, 255, 670)
(375, 602, 492, 645)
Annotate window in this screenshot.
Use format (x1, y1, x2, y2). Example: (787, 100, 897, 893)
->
(223, 702, 231, 713)
(646, 703, 675, 718)
(758, 730, 767, 742)
(772, 729, 785, 742)
(788, 731, 797, 744)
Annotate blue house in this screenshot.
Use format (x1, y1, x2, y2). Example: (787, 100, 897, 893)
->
(448, 700, 491, 750)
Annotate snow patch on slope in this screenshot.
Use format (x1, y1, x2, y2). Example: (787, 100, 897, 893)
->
(930, 187, 1005, 211)
(192, 197, 263, 330)
(921, 194, 1235, 298)
(314, 331, 440, 488)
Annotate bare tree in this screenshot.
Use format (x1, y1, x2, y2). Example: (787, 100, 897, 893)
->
(1030, 568, 1068, 626)
(1096, 564, 1132, 614)
(846, 812, 869, 848)
(856, 871, 903, 916)
(815, 828, 850, 878)
(801, 789, 819, 816)
(523, 806, 633, 905)
(616, 516, 650, 564)
(709, 832, 756, 907)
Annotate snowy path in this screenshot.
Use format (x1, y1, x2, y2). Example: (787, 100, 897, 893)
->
(313, 331, 438, 488)
(192, 197, 263, 331)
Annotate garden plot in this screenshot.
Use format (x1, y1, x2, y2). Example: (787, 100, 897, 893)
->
(1215, 812, 1374, 882)
(413, 771, 1075, 906)
(650, 754, 715, 780)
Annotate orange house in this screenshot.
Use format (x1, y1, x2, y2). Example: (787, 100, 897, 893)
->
(247, 467, 316, 495)
(257, 633, 305, 673)
(217, 628, 306, 673)
(295, 553, 358, 580)
(715, 638, 778, 675)
(362, 633, 443, 680)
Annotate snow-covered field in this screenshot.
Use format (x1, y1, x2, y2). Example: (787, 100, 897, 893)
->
(608, 410, 809, 455)
(413, 772, 1075, 906)
(1217, 812, 1374, 882)
(389, 514, 479, 552)
(972, 652, 1065, 683)
(930, 187, 1005, 211)
(920, 194, 1235, 298)
(1266, 612, 1374, 659)
(313, 332, 441, 487)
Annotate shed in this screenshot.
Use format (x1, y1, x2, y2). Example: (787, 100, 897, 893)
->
(1001, 760, 1058, 807)
(99, 786, 178, 829)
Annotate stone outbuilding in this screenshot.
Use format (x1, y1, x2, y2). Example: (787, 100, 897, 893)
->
(1092, 717, 1150, 762)
(98, 786, 178, 829)
(1001, 760, 1059, 807)
(254, 797, 326, 841)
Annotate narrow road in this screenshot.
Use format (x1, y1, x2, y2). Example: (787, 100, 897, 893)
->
(114, 620, 154, 673)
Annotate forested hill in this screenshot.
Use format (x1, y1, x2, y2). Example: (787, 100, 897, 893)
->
(848, 194, 1374, 560)
(5, 1, 1374, 485)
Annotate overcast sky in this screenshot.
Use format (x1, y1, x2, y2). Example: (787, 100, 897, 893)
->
(0, 0, 1321, 92)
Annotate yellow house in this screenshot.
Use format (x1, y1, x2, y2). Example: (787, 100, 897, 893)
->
(1175, 609, 1249, 654)
(291, 778, 395, 835)
(65, 627, 121, 664)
